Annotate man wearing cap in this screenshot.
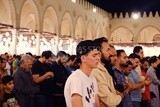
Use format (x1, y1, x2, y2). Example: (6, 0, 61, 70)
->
(64, 40, 101, 107)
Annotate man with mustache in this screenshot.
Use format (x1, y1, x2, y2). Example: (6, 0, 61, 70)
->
(113, 49, 133, 107)
(92, 37, 123, 107)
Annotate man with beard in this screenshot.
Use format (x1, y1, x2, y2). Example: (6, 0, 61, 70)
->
(140, 57, 152, 107)
(91, 37, 123, 107)
(113, 49, 133, 107)
(32, 50, 54, 107)
(109, 44, 117, 66)
(128, 53, 151, 107)
(50, 51, 68, 107)
(103, 44, 117, 83)
(133, 46, 146, 93)
(147, 56, 160, 107)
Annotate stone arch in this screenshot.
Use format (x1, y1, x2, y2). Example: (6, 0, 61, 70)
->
(0, 0, 16, 26)
(61, 11, 73, 37)
(153, 34, 160, 42)
(95, 23, 103, 39)
(110, 27, 134, 43)
(75, 16, 85, 39)
(20, 0, 39, 31)
(137, 26, 160, 43)
(43, 6, 58, 34)
(86, 20, 94, 40)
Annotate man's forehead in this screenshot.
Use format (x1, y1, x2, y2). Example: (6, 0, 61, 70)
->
(88, 49, 100, 54)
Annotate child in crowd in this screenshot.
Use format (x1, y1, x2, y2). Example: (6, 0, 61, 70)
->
(1, 75, 19, 107)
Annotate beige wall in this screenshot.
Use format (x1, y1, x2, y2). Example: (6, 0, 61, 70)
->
(109, 12, 160, 43)
(0, 0, 109, 55)
(1, 0, 109, 39)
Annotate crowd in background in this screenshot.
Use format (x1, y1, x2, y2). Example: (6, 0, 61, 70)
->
(0, 37, 160, 107)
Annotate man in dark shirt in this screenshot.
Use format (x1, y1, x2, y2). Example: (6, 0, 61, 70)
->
(32, 50, 54, 107)
(50, 51, 68, 107)
(113, 49, 133, 107)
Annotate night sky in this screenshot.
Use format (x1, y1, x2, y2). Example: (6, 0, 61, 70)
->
(87, 0, 160, 16)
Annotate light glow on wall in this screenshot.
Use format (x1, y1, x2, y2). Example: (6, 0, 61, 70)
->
(71, 0, 76, 3)
(93, 8, 97, 13)
(132, 12, 139, 19)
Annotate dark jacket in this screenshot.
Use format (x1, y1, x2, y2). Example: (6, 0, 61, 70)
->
(13, 67, 39, 107)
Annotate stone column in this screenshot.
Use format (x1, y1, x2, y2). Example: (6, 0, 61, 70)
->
(35, 33, 40, 55)
(11, 29, 18, 55)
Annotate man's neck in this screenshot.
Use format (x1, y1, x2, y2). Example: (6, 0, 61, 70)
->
(115, 63, 122, 71)
(80, 64, 92, 77)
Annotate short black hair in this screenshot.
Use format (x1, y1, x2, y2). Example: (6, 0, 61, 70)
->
(133, 46, 143, 54)
(41, 50, 53, 59)
(26, 52, 33, 57)
(149, 56, 158, 65)
(140, 57, 149, 64)
(94, 37, 108, 49)
(76, 40, 99, 63)
(57, 51, 67, 57)
(116, 49, 125, 57)
(128, 53, 140, 59)
(2, 75, 13, 84)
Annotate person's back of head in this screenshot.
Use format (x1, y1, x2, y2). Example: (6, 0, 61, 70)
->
(133, 46, 142, 54)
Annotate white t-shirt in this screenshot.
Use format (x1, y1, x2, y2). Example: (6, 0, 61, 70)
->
(64, 69, 98, 107)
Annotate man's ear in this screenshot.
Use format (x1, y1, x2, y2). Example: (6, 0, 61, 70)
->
(81, 55, 86, 62)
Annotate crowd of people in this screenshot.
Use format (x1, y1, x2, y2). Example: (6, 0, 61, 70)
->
(0, 37, 160, 107)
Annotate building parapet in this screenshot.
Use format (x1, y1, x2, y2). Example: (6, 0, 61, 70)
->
(75, 0, 109, 17)
(112, 11, 160, 19)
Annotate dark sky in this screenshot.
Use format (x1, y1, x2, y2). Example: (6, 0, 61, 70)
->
(87, 0, 160, 16)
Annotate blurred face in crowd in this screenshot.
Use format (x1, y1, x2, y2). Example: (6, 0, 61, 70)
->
(58, 56, 67, 65)
(118, 52, 128, 68)
(124, 64, 132, 76)
(0, 59, 7, 69)
(137, 49, 144, 59)
(141, 61, 149, 71)
(130, 58, 140, 69)
(109, 47, 117, 66)
(4, 80, 14, 92)
(101, 42, 111, 62)
(22, 60, 33, 71)
(44, 57, 52, 65)
(152, 58, 159, 69)
(82, 49, 100, 69)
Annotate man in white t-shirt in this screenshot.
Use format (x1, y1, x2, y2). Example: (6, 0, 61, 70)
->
(64, 40, 101, 107)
